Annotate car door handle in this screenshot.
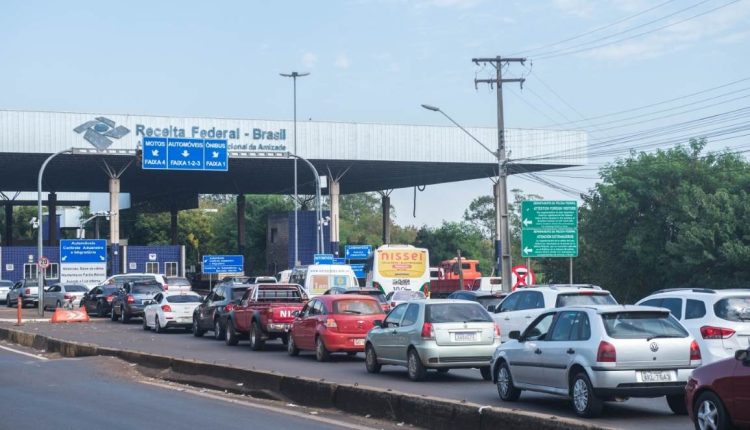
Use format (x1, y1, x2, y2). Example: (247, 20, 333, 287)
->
(566, 348, 575, 355)
(504, 317, 510, 321)
(525, 315, 532, 319)
(534, 348, 542, 355)
(390, 330, 397, 334)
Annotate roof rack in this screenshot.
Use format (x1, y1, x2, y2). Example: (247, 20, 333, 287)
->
(651, 288, 716, 295)
(517, 284, 602, 291)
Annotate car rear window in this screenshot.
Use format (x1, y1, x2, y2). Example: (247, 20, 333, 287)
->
(714, 296, 750, 322)
(166, 295, 202, 303)
(102, 286, 119, 294)
(556, 292, 617, 307)
(332, 299, 382, 315)
(345, 290, 386, 303)
(392, 291, 425, 301)
(476, 296, 504, 309)
(231, 287, 249, 301)
(601, 312, 688, 339)
(65, 285, 88, 292)
(425, 303, 492, 323)
(166, 277, 191, 286)
(132, 284, 163, 294)
(258, 287, 303, 301)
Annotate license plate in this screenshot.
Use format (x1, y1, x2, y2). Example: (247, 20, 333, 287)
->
(638, 370, 676, 383)
(454, 332, 478, 342)
(354, 338, 365, 346)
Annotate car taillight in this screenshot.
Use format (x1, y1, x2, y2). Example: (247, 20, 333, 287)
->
(690, 340, 702, 361)
(700, 326, 735, 339)
(224, 304, 234, 312)
(161, 304, 172, 312)
(126, 294, 135, 304)
(106, 295, 114, 303)
(493, 323, 501, 339)
(421, 322, 435, 340)
(163, 284, 169, 291)
(25, 288, 31, 295)
(325, 318, 338, 329)
(64, 293, 73, 300)
(391, 301, 396, 307)
(596, 341, 616, 362)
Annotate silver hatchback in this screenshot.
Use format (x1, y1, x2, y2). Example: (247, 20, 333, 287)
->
(365, 299, 501, 381)
(490, 305, 701, 418)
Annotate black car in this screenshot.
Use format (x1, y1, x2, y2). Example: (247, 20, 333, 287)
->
(80, 285, 121, 316)
(446, 290, 508, 312)
(192, 283, 250, 340)
(110, 280, 164, 322)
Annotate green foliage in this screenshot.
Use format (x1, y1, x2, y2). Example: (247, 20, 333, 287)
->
(414, 221, 494, 274)
(338, 192, 417, 252)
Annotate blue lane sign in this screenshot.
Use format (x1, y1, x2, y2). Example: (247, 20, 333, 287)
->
(143, 137, 228, 171)
(202, 255, 244, 273)
(350, 263, 366, 278)
(333, 258, 347, 265)
(313, 254, 334, 265)
(60, 239, 107, 263)
(345, 245, 372, 260)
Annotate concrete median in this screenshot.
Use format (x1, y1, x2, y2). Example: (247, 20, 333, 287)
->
(0, 326, 608, 430)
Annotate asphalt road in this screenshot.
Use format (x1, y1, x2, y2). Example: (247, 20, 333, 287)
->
(0, 343, 404, 430)
(0, 309, 695, 430)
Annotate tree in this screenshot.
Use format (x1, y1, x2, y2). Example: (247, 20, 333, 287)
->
(337, 192, 417, 252)
(414, 221, 493, 274)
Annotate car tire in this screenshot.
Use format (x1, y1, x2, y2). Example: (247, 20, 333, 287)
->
(496, 362, 521, 401)
(407, 348, 427, 381)
(213, 318, 224, 340)
(110, 306, 118, 321)
(666, 394, 688, 415)
(287, 334, 300, 356)
(142, 315, 150, 331)
(365, 344, 381, 373)
(56, 300, 62, 309)
(480, 366, 492, 381)
(225, 319, 239, 346)
(281, 333, 289, 346)
(192, 318, 205, 337)
(96, 303, 104, 317)
(249, 322, 265, 351)
(694, 391, 731, 430)
(154, 316, 164, 334)
(6, 295, 11, 307)
(120, 306, 130, 323)
(315, 337, 331, 362)
(570, 371, 603, 418)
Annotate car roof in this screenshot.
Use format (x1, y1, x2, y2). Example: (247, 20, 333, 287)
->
(451, 290, 506, 297)
(515, 284, 606, 292)
(644, 288, 750, 297)
(557, 304, 669, 314)
(317, 294, 379, 302)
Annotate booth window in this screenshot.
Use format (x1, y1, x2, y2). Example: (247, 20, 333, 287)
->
(145, 262, 159, 274)
(165, 262, 178, 277)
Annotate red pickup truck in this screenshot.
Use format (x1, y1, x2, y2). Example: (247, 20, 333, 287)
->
(224, 283, 308, 350)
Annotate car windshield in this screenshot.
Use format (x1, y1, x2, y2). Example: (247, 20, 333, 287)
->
(65, 285, 88, 292)
(120, 276, 154, 284)
(556, 292, 617, 307)
(166, 277, 191, 286)
(231, 287, 249, 301)
(392, 291, 425, 301)
(132, 284, 163, 294)
(332, 299, 382, 315)
(102, 286, 119, 294)
(166, 295, 202, 303)
(426, 303, 492, 323)
(714, 296, 750, 322)
(601, 312, 688, 339)
(476, 296, 504, 308)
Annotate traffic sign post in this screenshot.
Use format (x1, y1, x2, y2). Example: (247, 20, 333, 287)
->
(142, 137, 228, 171)
(202, 255, 244, 273)
(60, 239, 108, 287)
(313, 254, 334, 265)
(38, 256, 50, 270)
(511, 265, 536, 291)
(344, 245, 372, 260)
(520, 200, 578, 283)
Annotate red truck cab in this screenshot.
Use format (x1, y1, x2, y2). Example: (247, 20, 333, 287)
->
(224, 283, 308, 350)
(429, 259, 482, 298)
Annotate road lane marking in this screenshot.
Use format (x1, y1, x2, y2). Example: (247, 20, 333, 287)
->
(0, 345, 49, 360)
(139, 379, 374, 430)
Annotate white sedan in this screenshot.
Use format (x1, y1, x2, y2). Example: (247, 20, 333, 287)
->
(143, 292, 202, 333)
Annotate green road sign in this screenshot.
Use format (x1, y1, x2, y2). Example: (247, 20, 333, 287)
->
(521, 200, 577, 229)
(521, 200, 578, 257)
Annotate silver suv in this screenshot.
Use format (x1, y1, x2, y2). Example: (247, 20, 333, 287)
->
(636, 288, 750, 364)
(491, 305, 701, 418)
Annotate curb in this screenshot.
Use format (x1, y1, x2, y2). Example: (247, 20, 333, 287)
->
(0, 326, 609, 430)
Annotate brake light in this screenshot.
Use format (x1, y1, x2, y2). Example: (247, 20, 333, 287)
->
(325, 318, 338, 329)
(106, 295, 114, 303)
(596, 341, 616, 362)
(700, 326, 735, 339)
(391, 301, 396, 307)
(161, 304, 172, 312)
(690, 340, 702, 361)
(25, 288, 31, 295)
(493, 323, 501, 339)
(163, 284, 169, 291)
(63, 293, 73, 300)
(126, 294, 135, 304)
(224, 304, 234, 312)
(578, 291, 594, 295)
(421, 322, 435, 340)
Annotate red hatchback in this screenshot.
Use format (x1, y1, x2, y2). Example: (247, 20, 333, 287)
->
(686, 347, 750, 430)
(287, 295, 385, 362)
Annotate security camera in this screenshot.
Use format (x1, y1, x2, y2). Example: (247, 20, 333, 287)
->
(29, 217, 38, 228)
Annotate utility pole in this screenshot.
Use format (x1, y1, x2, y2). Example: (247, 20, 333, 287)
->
(472, 56, 525, 293)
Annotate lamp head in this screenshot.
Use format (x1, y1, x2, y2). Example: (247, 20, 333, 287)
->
(421, 104, 440, 112)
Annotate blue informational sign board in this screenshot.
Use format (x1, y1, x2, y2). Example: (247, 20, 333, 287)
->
(313, 254, 334, 265)
(333, 258, 347, 265)
(202, 255, 244, 273)
(350, 263, 366, 278)
(345, 245, 372, 260)
(60, 239, 107, 263)
(143, 137, 228, 171)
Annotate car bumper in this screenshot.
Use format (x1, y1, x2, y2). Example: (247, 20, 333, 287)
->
(414, 341, 498, 368)
(125, 304, 146, 316)
(266, 323, 292, 333)
(320, 331, 368, 352)
(164, 314, 193, 325)
(589, 367, 694, 397)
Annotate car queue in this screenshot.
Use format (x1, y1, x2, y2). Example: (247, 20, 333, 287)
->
(74, 269, 750, 430)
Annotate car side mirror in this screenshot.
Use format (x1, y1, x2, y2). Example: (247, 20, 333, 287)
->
(292, 310, 300, 317)
(509, 330, 521, 340)
(373, 320, 382, 328)
(487, 305, 496, 313)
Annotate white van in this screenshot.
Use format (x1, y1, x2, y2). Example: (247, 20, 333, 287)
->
(289, 264, 359, 297)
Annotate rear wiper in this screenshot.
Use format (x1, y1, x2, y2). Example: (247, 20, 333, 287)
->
(342, 310, 362, 314)
(464, 318, 490, 322)
(646, 335, 681, 341)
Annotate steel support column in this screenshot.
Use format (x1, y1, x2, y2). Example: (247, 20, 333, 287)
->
(329, 177, 340, 256)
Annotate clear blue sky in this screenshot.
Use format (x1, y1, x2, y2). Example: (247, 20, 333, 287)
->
(2, 0, 748, 226)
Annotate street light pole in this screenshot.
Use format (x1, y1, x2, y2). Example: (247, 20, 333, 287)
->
(287, 153, 322, 254)
(37, 147, 73, 316)
(280, 71, 310, 267)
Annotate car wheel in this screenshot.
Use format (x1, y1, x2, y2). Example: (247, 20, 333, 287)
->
(120, 306, 130, 323)
(110, 305, 118, 321)
(142, 315, 150, 331)
(480, 366, 492, 381)
(192, 318, 205, 337)
(496, 362, 521, 401)
(225, 319, 239, 346)
(287, 334, 300, 356)
(281, 333, 289, 346)
(365, 344, 381, 373)
(407, 348, 427, 381)
(249, 322, 265, 351)
(666, 394, 688, 415)
(571, 371, 603, 418)
(96, 302, 104, 317)
(315, 337, 331, 362)
(154, 316, 164, 333)
(436, 368, 449, 374)
(6, 295, 11, 307)
(56, 300, 62, 309)
(694, 391, 730, 430)
(213, 318, 224, 340)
